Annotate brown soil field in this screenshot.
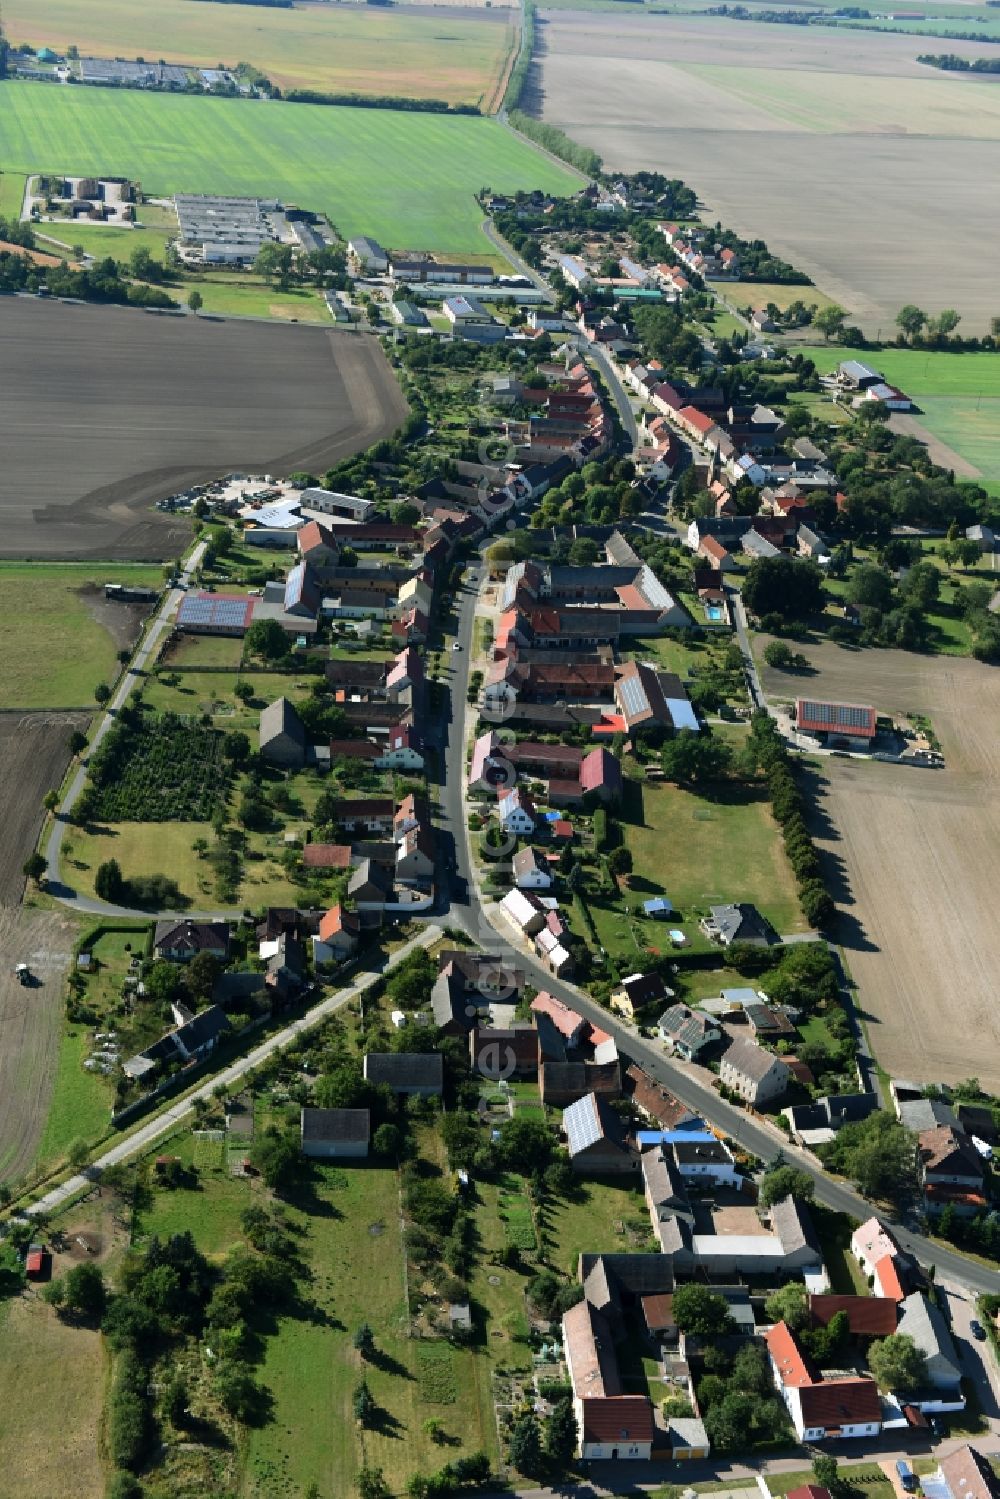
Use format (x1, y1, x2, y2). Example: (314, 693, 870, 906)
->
(534, 11, 1000, 332)
(761, 641, 1000, 1088)
(0, 907, 77, 1183)
(0, 300, 408, 560)
(0, 711, 90, 903)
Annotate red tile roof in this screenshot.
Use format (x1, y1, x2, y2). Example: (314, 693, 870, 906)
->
(303, 843, 352, 869)
(787, 1486, 832, 1499)
(532, 991, 585, 1038)
(678, 405, 717, 436)
(766, 1321, 815, 1388)
(581, 1396, 655, 1444)
(873, 1255, 907, 1301)
(809, 1295, 898, 1337)
(797, 1377, 881, 1430)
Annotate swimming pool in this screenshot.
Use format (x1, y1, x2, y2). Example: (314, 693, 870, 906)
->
(706, 604, 725, 622)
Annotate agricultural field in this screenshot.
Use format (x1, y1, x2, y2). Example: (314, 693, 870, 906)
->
(620, 776, 808, 937)
(760, 640, 1000, 1089)
(800, 346, 1000, 482)
(0, 297, 408, 560)
(0, 82, 580, 257)
(36, 222, 174, 263)
(0, 907, 79, 1184)
(0, 711, 89, 904)
(4, 0, 516, 105)
(535, 10, 1000, 331)
(0, 562, 161, 709)
(0, 169, 25, 216)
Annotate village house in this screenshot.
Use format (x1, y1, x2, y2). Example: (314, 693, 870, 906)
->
(312, 904, 361, 964)
(851, 1217, 913, 1301)
(895, 1292, 965, 1406)
(719, 1036, 790, 1106)
(924, 1445, 1000, 1499)
(498, 787, 537, 835)
(562, 1298, 654, 1459)
(917, 1125, 987, 1215)
(300, 1107, 370, 1159)
(656, 1002, 721, 1062)
(363, 1052, 444, 1097)
(766, 1321, 882, 1441)
(610, 971, 668, 1020)
(564, 1092, 638, 1175)
(512, 846, 553, 890)
(154, 919, 230, 963)
(701, 903, 778, 947)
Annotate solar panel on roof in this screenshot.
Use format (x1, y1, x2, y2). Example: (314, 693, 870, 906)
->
(618, 675, 650, 717)
(799, 700, 872, 730)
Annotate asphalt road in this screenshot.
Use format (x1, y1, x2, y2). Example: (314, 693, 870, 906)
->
(441, 561, 1000, 1298)
(25, 924, 441, 1220)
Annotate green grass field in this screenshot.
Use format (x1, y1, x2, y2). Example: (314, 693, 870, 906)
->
(0, 562, 162, 709)
(183, 276, 331, 324)
(546, 1177, 651, 1276)
(36, 222, 173, 263)
(34, 1027, 114, 1169)
(4, 0, 516, 105)
(801, 345, 1000, 480)
(622, 778, 807, 934)
(0, 83, 580, 257)
(0, 170, 25, 217)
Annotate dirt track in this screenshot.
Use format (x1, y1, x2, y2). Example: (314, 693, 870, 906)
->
(0, 300, 409, 560)
(0, 908, 77, 1183)
(762, 642, 1000, 1087)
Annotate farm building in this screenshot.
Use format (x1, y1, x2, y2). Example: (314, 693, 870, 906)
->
(795, 698, 877, 750)
(176, 592, 256, 636)
(348, 236, 389, 273)
(300, 1107, 370, 1159)
(259, 697, 307, 768)
(363, 1052, 444, 1097)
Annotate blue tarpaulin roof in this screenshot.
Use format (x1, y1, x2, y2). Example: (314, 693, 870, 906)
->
(637, 1127, 711, 1145)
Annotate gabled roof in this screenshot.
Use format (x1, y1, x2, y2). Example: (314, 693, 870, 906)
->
(532, 991, 585, 1040)
(809, 1295, 898, 1337)
(581, 1396, 655, 1445)
(579, 746, 623, 795)
(937, 1445, 1000, 1499)
(318, 903, 360, 941)
(625, 1064, 698, 1130)
(722, 1034, 785, 1083)
(770, 1194, 822, 1258)
(564, 1091, 627, 1156)
(260, 695, 306, 748)
(363, 1052, 444, 1090)
(919, 1125, 983, 1177)
(303, 843, 352, 870)
(797, 1377, 882, 1429)
(301, 1106, 370, 1143)
(766, 1321, 816, 1388)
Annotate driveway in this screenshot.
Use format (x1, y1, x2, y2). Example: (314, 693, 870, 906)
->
(941, 1279, 1000, 1432)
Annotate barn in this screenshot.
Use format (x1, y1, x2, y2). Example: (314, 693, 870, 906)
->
(300, 1107, 370, 1159)
(795, 698, 877, 751)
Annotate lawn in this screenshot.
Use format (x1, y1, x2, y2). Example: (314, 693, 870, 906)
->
(812, 1203, 868, 1297)
(768, 1466, 894, 1499)
(622, 778, 807, 935)
(62, 820, 212, 905)
(0, 169, 25, 217)
(162, 633, 246, 669)
(33, 1025, 114, 1169)
(0, 82, 580, 257)
(134, 1129, 252, 1258)
(4, 0, 516, 104)
(545, 1176, 652, 1277)
(184, 276, 331, 324)
(241, 1161, 498, 1499)
(35, 221, 174, 263)
(0, 1296, 106, 1499)
(800, 345, 1000, 480)
(0, 561, 162, 709)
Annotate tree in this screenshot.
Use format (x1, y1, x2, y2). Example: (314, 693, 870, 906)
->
(353, 1378, 376, 1425)
(187, 288, 203, 313)
(671, 1284, 735, 1337)
(929, 308, 960, 340)
(568, 538, 600, 566)
(800, 880, 835, 929)
(606, 846, 632, 876)
(822, 1111, 915, 1201)
(868, 1333, 928, 1391)
(372, 1123, 401, 1157)
(764, 1281, 810, 1331)
(186, 950, 221, 1003)
(234, 680, 255, 704)
(743, 555, 824, 620)
(850, 563, 894, 611)
(254, 241, 295, 289)
(69, 729, 88, 756)
(249, 1128, 299, 1191)
(354, 1322, 376, 1358)
(764, 640, 795, 669)
(899, 560, 940, 610)
(94, 682, 111, 705)
(22, 851, 46, 885)
(245, 618, 287, 663)
(660, 730, 732, 787)
(813, 304, 847, 341)
(358, 1466, 391, 1499)
(813, 1456, 841, 1493)
(545, 1397, 578, 1468)
(43, 788, 59, 813)
(60, 1261, 106, 1321)
(498, 1114, 554, 1171)
(759, 1163, 815, 1207)
(896, 304, 927, 341)
(508, 1412, 544, 1477)
(95, 858, 124, 902)
(223, 729, 251, 765)
(215, 1361, 269, 1422)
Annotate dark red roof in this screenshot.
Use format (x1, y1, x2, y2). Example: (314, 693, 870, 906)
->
(788, 1486, 832, 1499)
(302, 843, 352, 869)
(797, 1377, 881, 1430)
(809, 1295, 897, 1337)
(581, 1395, 655, 1444)
(25, 1250, 45, 1275)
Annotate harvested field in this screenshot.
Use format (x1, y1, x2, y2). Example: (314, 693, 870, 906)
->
(0, 907, 78, 1183)
(0, 298, 408, 560)
(4, 0, 515, 104)
(761, 641, 1000, 1088)
(0, 712, 90, 902)
(534, 10, 1000, 331)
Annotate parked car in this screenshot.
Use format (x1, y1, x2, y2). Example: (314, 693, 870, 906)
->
(896, 1462, 917, 1492)
(970, 1319, 985, 1341)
